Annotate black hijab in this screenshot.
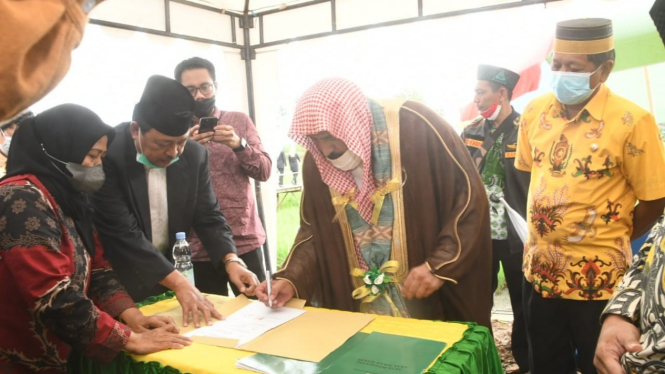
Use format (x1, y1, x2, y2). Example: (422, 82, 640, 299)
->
(2, 104, 115, 255)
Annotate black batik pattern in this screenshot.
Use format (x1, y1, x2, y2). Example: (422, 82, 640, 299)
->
(88, 266, 135, 317)
(603, 221, 665, 373)
(0, 184, 61, 252)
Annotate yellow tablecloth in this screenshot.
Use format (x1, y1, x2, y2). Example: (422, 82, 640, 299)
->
(131, 297, 468, 374)
(68, 294, 502, 374)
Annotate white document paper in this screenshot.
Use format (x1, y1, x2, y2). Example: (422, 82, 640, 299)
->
(235, 356, 320, 374)
(185, 301, 306, 346)
(235, 360, 270, 374)
(500, 197, 528, 244)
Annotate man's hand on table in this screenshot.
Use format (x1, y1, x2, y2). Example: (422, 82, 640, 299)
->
(401, 263, 444, 299)
(120, 307, 177, 333)
(169, 271, 223, 328)
(594, 314, 642, 374)
(256, 279, 295, 308)
(226, 261, 260, 296)
(124, 325, 192, 355)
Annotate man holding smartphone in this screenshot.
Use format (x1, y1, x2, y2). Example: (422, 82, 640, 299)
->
(174, 57, 272, 296)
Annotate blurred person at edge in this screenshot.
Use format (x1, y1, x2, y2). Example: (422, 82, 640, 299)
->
(0, 0, 106, 121)
(594, 2, 665, 373)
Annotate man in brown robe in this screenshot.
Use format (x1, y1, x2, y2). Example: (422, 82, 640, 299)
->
(257, 78, 492, 328)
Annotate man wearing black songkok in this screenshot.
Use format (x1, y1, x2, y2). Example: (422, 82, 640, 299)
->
(92, 75, 259, 328)
(461, 65, 530, 374)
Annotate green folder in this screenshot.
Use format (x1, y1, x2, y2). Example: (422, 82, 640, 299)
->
(235, 333, 370, 374)
(236, 332, 446, 374)
(320, 332, 446, 374)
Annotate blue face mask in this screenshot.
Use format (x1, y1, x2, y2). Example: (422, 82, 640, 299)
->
(550, 65, 602, 105)
(135, 129, 179, 169)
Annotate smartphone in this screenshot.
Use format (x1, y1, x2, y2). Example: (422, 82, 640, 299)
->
(199, 117, 217, 133)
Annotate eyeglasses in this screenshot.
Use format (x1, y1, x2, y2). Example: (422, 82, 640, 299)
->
(186, 83, 214, 96)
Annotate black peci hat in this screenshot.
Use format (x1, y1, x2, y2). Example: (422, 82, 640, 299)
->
(477, 64, 520, 91)
(132, 75, 194, 137)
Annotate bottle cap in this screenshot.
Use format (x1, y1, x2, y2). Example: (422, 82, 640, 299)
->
(175, 232, 186, 240)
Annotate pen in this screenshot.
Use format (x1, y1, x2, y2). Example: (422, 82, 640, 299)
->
(266, 268, 273, 307)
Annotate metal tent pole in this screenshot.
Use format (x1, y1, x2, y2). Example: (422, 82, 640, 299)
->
(240, 0, 272, 271)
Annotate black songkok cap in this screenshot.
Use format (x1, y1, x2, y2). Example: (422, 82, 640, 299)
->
(651, 0, 665, 47)
(554, 18, 614, 54)
(133, 75, 194, 137)
(477, 64, 520, 91)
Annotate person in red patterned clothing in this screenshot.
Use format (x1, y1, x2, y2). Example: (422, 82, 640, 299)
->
(175, 57, 272, 295)
(0, 104, 191, 373)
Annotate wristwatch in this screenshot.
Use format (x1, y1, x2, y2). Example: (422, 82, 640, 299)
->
(224, 256, 247, 269)
(233, 137, 247, 152)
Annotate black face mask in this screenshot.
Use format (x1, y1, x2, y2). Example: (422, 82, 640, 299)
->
(194, 97, 216, 118)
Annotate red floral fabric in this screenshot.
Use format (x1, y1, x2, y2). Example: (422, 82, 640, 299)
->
(0, 175, 132, 373)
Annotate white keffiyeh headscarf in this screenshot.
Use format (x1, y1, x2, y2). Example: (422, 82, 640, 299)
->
(289, 78, 377, 223)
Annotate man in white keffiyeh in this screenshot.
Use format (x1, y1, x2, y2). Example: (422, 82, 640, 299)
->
(258, 78, 493, 328)
(289, 78, 376, 223)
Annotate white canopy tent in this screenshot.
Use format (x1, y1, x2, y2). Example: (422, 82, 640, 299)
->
(33, 0, 665, 268)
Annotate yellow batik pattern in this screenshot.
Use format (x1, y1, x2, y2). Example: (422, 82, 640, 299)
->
(515, 84, 665, 300)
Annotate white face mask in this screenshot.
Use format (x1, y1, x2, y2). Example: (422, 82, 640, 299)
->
(487, 105, 501, 121)
(0, 129, 11, 157)
(480, 103, 502, 121)
(327, 149, 362, 171)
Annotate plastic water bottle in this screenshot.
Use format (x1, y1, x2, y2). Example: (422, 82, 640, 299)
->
(173, 232, 195, 285)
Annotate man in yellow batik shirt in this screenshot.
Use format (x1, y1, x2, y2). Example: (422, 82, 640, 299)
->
(515, 18, 665, 374)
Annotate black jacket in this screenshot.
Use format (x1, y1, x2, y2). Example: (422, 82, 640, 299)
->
(461, 108, 530, 253)
(288, 153, 300, 172)
(276, 151, 285, 171)
(92, 122, 237, 301)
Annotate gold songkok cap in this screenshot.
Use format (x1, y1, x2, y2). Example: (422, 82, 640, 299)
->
(554, 18, 614, 54)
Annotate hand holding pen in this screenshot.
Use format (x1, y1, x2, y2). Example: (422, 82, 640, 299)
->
(256, 278, 296, 309)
